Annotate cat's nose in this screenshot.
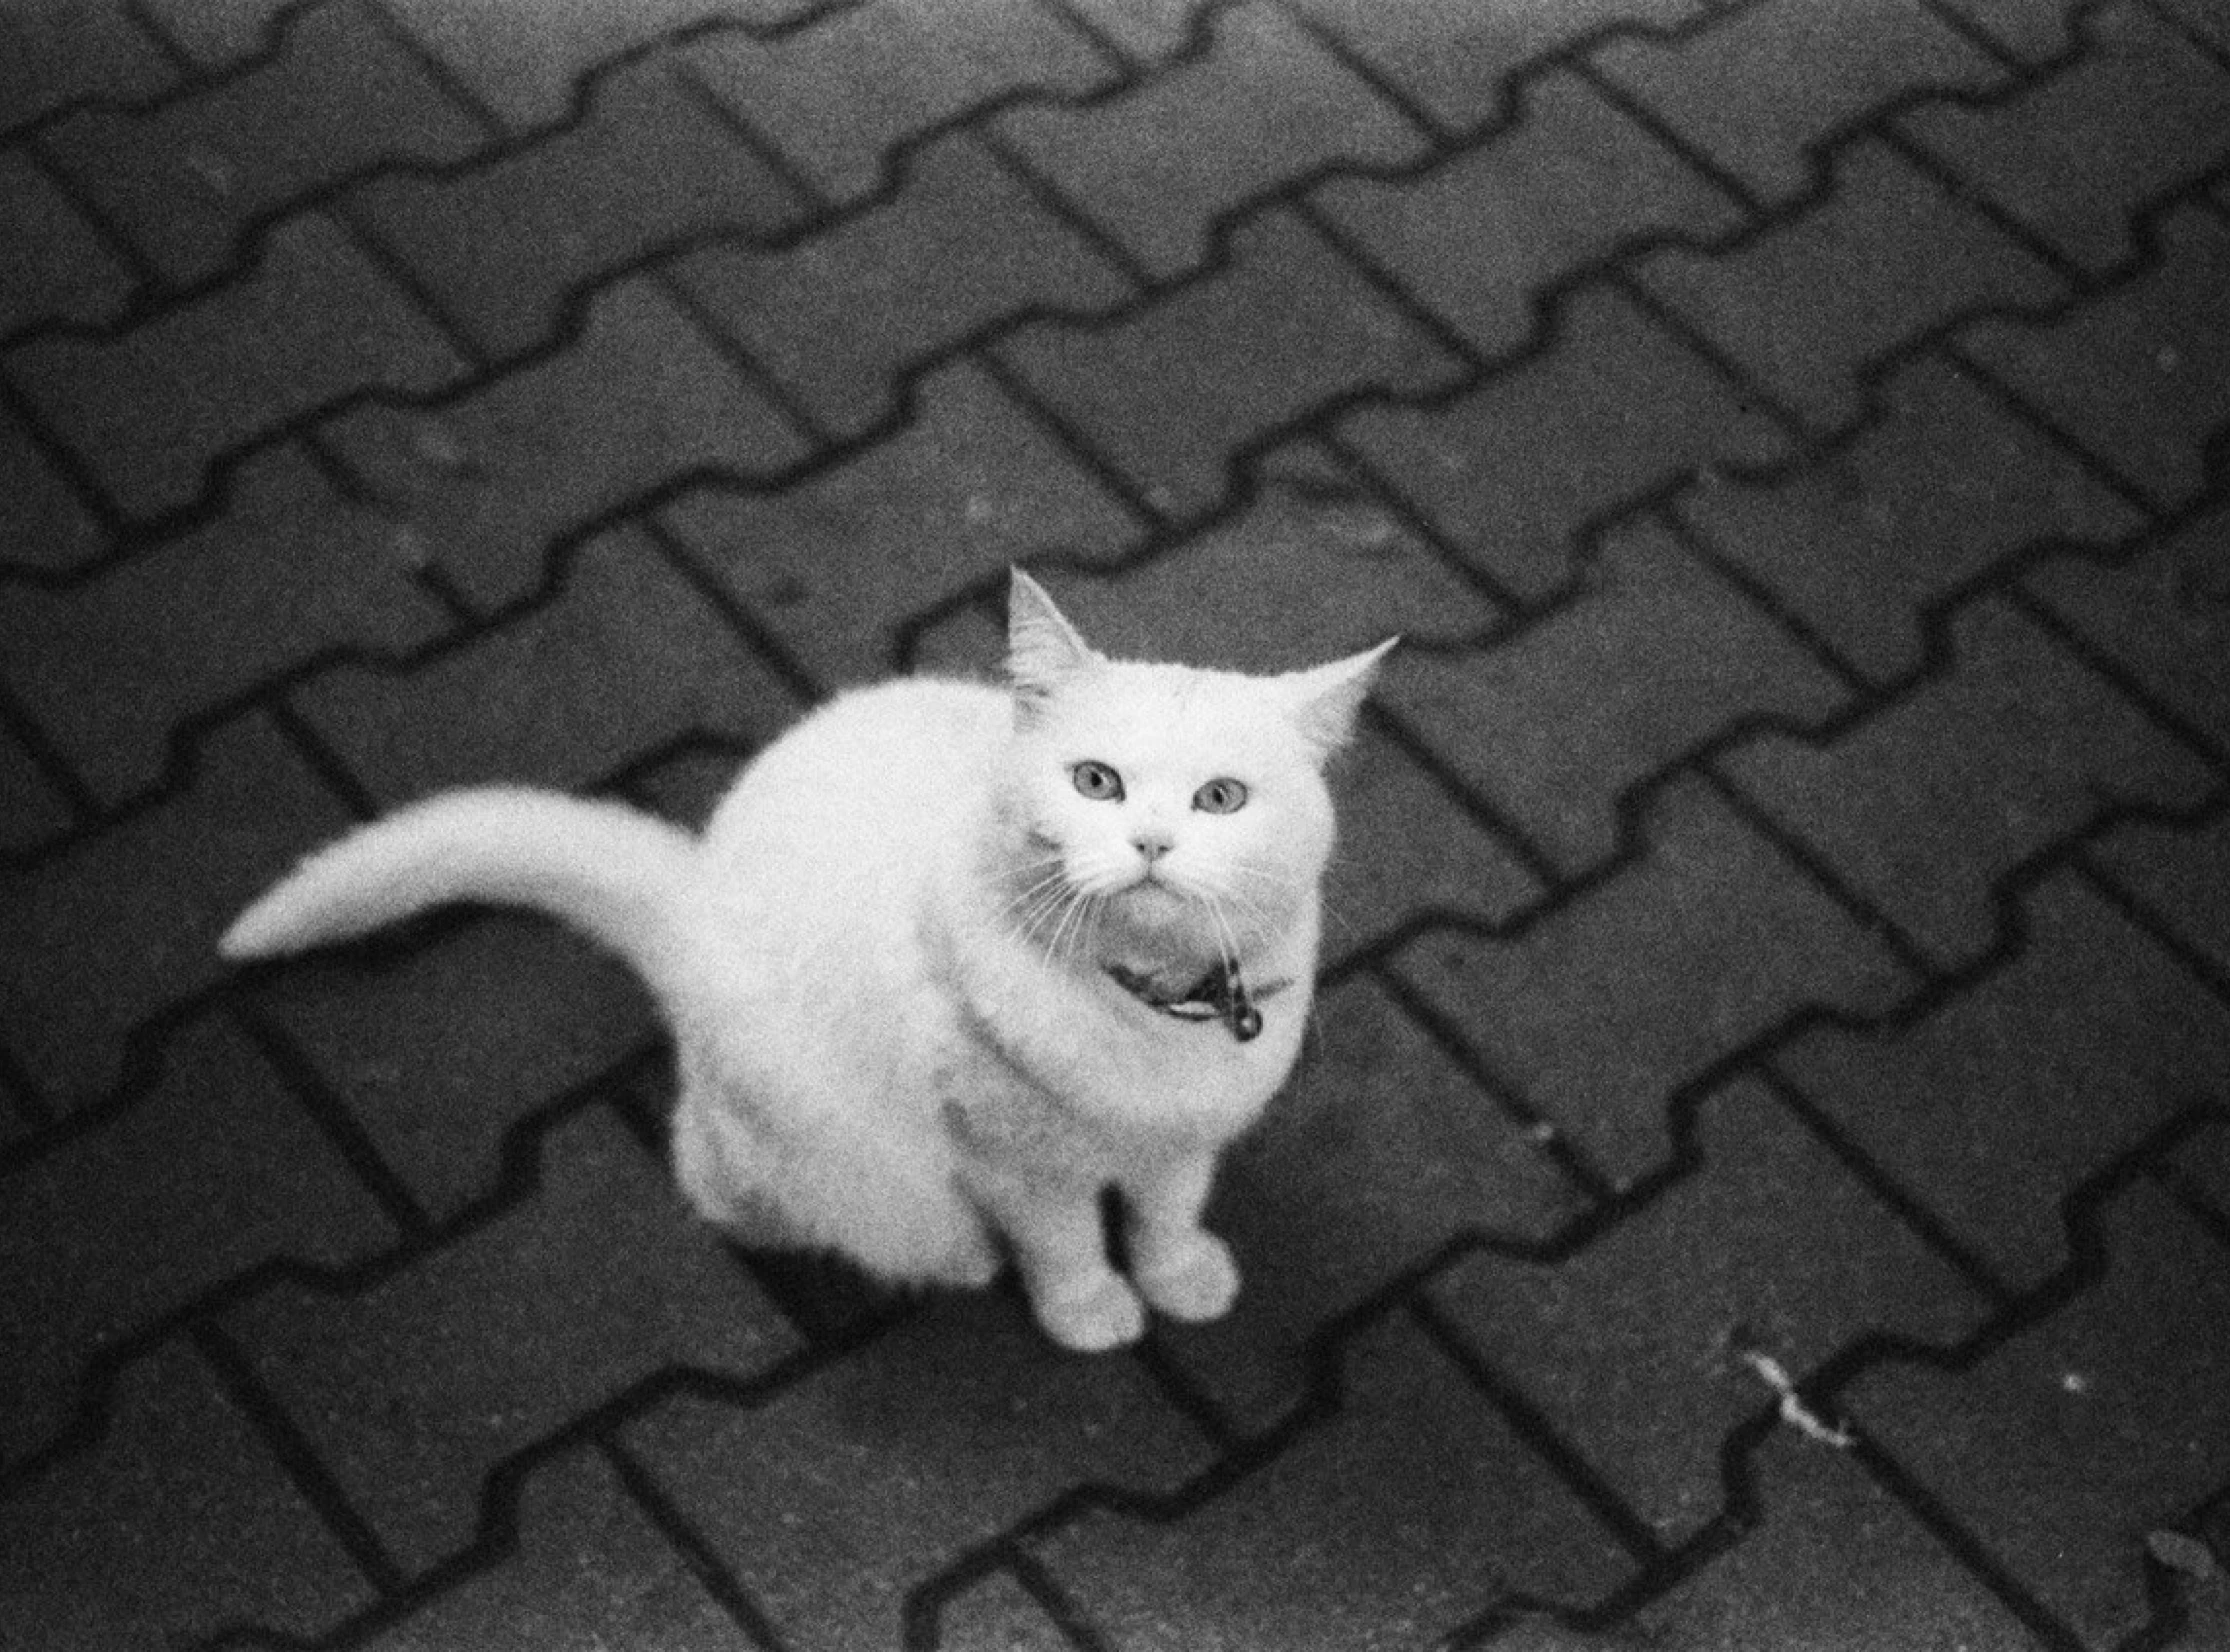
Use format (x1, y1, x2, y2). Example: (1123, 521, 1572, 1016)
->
(1131, 828, 1174, 863)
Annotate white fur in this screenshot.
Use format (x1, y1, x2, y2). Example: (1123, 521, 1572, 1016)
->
(223, 571, 1393, 1351)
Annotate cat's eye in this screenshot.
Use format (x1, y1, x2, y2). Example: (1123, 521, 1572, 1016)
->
(1071, 760, 1125, 802)
(1192, 778, 1248, 815)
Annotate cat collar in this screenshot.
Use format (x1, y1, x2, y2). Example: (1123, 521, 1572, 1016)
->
(1105, 959, 1284, 1043)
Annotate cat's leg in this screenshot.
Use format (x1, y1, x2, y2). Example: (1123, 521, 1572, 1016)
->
(969, 1166, 1144, 1353)
(1122, 1150, 1240, 1323)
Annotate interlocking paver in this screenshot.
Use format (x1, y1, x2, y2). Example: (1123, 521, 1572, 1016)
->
(1776, 871, 2230, 1294)
(2024, 500, 2230, 754)
(1152, 976, 1584, 1429)
(37, 0, 489, 292)
(348, 55, 806, 362)
(0, 148, 134, 335)
(247, 916, 657, 1225)
(1956, 203, 2230, 512)
(226, 1106, 800, 1575)
(1381, 512, 1850, 876)
(0, 444, 455, 809)
(1314, 64, 1744, 362)
(1591, 0, 2008, 207)
(7, 0, 2230, 1642)
(357, 1448, 747, 1651)
(0, 1013, 395, 1466)
(318, 277, 809, 612)
(3, 211, 470, 521)
(290, 523, 803, 802)
(0, 401, 107, 572)
(0, 712, 354, 1109)
(999, 206, 1464, 519)
(1336, 283, 1792, 600)
(661, 357, 1143, 688)
(998, 1, 1429, 281)
(381, 0, 831, 131)
(1722, 594, 2217, 970)
(1281, 0, 1720, 137)
(1633, 136, 2065, 431)
(1895, 0, 2230, 276)
(685, 0, 1116, 205)
(1677, 353, 2145, 686)
(669, 129, 1132, 440)
(1388, 774, 1915, 1190)
(1429, 1075, 1991, 1546)
(1032, 1309, 1637, 1644)
(0, 2, 173, 136)
(625, 1295, 1212, 1652)
(1844, 1177, 2230, 1648)
(0, 1335, 378, 1646)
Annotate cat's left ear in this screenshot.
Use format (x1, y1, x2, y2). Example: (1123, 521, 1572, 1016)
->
(1006, 567, 1104, 711)
(1281, 636, 1399, 757)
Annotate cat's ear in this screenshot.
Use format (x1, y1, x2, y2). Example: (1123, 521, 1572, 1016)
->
(1006, 567, 1103, 711)
(1280, 636, 1399, 757)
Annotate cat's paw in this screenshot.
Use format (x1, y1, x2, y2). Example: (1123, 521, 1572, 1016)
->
(1135, 1234, 1240, 1323)
(1032, 1271, 1147, 1354)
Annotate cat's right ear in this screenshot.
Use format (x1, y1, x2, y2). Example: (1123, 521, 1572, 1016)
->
(1006, 567, 1102, 714)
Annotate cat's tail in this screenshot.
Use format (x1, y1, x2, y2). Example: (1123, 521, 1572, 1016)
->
(219, 787, 698, 992)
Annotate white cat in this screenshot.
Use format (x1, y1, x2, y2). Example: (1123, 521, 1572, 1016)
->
(223, 570, 1394, 1352)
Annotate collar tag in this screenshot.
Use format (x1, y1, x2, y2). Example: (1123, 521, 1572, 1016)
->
(1107, 960, 1267, 1042)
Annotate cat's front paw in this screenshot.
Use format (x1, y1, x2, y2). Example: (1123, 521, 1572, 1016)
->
(1032, 1271, 1147, 1353)
(1135, 1233, 1240, 1323)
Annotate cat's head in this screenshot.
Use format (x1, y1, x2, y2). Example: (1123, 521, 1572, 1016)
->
(994, 567, 1395, 962)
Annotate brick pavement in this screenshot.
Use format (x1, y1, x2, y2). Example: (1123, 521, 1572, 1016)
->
(2, 1, 2228, 1647)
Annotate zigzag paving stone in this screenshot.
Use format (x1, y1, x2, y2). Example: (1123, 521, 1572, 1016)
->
(0, 711, 355, 1109)
(1956, 203, 2230, 513)
(930, 1568, 1076, 1652)
(0, 148, 135, 335)
(381, 0, 829, 130)
(686, 0, 1116, 206)
(1336, 284, 1792, 601)
(358, 1448, 747, 1652)
(2088, 808, 2230, 981)
(1775, 872, 2230, 1295)
(1379, 513, 1850, 878)
(0, 445, 456, 810)
(38, 0, 489, 293)
(3, 212, 470, 522)
(1600, 1428, 2039, 1650)
(0, 2, 173, 136)
(669, 129, 1133, 441)
(998, 207, 1464, 520)
(1895, 0, 2230, 277)
(1388, 774, 1914, 1191)
(624, 1294, 1213, 1652)
(1153, 976, 1585, 1431)
(1591, 0, 2008, 208)
(225, 1106, 801, 1576)
(661, 359, 1143, 687)
(2025, 504, 2230, 754)
(1313, 65, 1744, 363)
(291, 524, 803, 803)
(1632, 136, 2065, 433)
(0, 402, 106, 572)
(247, 915, 658, 1225)
(996, 1, 1429, 282)
(318, 278, 809, 612)
(1281, 0, 1720, 137)
(0, 1013, 395, 1467)
(1928, 0, 2083, 65)
(349, 56, 807, 362)
(1843, 1179, 2230, 1648)
(138, 0, 305, 69)
(1427, 1075, 1991, 1547)
(1029, 1310, 1636, 1646)
(1722, 595, 2218, 971)
(1677, 353, 2145, 688)
(0, 1335, 377, 1647)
